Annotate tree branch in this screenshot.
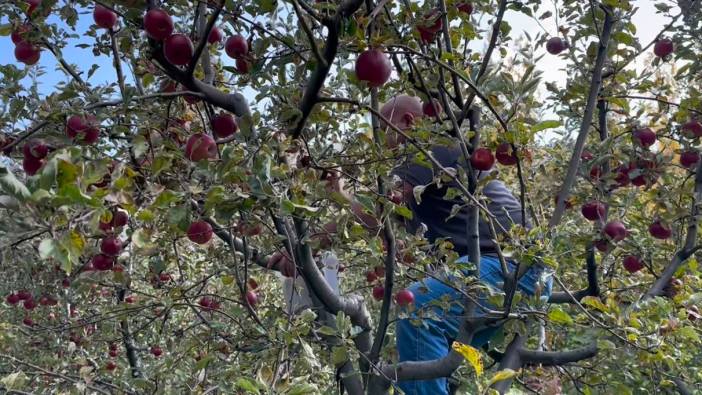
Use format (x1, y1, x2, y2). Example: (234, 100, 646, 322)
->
(644, 158, 702, 299)
(187, 0, 224, 77)
(108, 28, 126, 97)
(290, 0, 365, 138)
(550, 6, 614, 227)
(520, 342, 598, 366)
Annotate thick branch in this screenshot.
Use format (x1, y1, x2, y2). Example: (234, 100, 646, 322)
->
(520, 342, 598, 366)
(491, 334, 525, 393)
(187, 0, 224, 77)
(290, 0, 365, 138)
(550, 7, 614, 227)
(548, 246, 599, 303)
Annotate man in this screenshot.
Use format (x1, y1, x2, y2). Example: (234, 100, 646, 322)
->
(353, 95, 552, 394)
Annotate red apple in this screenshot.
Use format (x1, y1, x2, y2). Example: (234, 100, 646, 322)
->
(680, 150, 700, 168)
(23, 298, 37, 310)
(374, 265, 385, 278)
(15, 41, 41, 65)
(417, 10, 442, 43)
(66, 114, 88, 136)
(23, 317, 34, 327)
(365, 270, 378, 283)
(23, 139, 48, 159)
(23, 156, 44, 175)
(470, 148, 494, 171)
(211, 113, 238, 138)
(682, 120, 702, 138)
(124, 295, 135, 303)
(422, 99, 442, 117)
(394, 289, 415, 306)
(546, 37, 568, 55)
(6, 293, 20, 305)
(91, 254, 115, 271)
(614, 165, 631, 187)
(208, 26, 223, 44)
(225, 35, 248, 58)
(623, 255, 643, 273)
(100, 236, 122, 256)
(235, 57, 250, 73)
(163, 34, 193, 66)
(589, 166, 602, 180)
(16, 290, 31, 300)
(372, 286, 385, 301)
(108, 349, 119, 358)
(143, 9, 174, 41)
(649, 221, 672, 240)
(247, 278, 258, 290)
(112, 209, 129, 227)
(185, 133, 217, 162)
(457, 2, 473, 14)
(581, 150, 594, 161)
(581, 201, 606, 221)
(495, 143, 518, 166)
(93, 5, 118, 29)
(11, 25, 31, 45)
(355, 49, 392, 88)
(633, 127, 656, 148)
(245, 290, 258, 306)
(199, 296, 214, 310)
(26, 0, 41, 16)
(653, 38, 674, 58)
(61, 278, 71, 288)
(603, 221, 627, 242)
(187, 220, 213, 244)
(105, 361, 117, 371)
(150, 345, 163, 357)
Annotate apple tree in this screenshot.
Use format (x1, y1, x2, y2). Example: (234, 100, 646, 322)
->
(0, 0, 701, 393)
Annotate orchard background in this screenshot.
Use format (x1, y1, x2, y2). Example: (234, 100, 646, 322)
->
(1, 0, 701, 393)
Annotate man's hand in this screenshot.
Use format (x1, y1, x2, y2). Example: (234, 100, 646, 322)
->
(267, 250, 296, 278)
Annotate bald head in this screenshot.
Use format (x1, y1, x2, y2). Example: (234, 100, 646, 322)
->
(379, 95, 423, 131)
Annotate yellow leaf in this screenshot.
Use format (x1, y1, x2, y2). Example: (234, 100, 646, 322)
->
(452, 341, 483, 376)
(487, 369, 520, 386)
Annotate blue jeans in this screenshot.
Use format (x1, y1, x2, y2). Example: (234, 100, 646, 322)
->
(396, 255, 552, 395)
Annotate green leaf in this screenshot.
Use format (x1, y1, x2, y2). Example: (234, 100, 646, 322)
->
(0, 371, 28, 390)
(194, 354, 214, 370)
(531, 120, 561, 133)
(0, 24, 12, 37)
(39, 239, 71, 272)
(581, 296, 609, 313)
(287, 383, 319, 395)
(548, 307, 574, 325)
(233, 377, 261, 394)
(394, 205, 413, 219)
(0, 166, 31, 200)
(331, 346, 347, 365)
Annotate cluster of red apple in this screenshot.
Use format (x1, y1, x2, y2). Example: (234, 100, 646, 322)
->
(183, 111, 238, 162)
(468, 144, 520, 171)
(11, 0, 42, 65)
(5, 289, 58, 327)
(366, 265, 414, 306)
(82, 209, 129, 272)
